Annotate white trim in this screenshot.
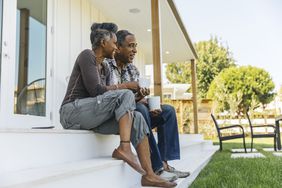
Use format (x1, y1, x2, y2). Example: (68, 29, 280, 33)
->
(46, 0, 55, 125)
(0, 0, 18, 127)
(0, 0, 53, 128)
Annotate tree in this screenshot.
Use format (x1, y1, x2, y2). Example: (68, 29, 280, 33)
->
(165, 62, 191, 83)
(165, 36, 235, 98)
(195, 37, 235, 98)
(279, 85, 282, 101)
(207, 66, 276, 116)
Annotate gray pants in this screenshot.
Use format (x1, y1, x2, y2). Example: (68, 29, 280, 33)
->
(60, 89, 149, 148)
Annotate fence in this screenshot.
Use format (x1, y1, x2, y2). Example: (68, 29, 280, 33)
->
(165, 99, 279, 139)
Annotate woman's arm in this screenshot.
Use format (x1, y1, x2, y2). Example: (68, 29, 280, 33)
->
(106, 81, 139, 92)
(78, 50, 108, 97)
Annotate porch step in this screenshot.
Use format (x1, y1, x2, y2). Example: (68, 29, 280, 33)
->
(0, 132, 218, 188)
(137, 145, 219, 188)
(0, 158, 141, 188)
(0, 129, 211, 174)
(171, 145, 219, 188)
(0, 129, 120, 174)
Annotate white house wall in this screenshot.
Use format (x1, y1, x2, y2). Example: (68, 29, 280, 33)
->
(52, 0, 146, 127)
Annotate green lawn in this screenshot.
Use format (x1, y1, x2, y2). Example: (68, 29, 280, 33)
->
(190, 138, 282, 188)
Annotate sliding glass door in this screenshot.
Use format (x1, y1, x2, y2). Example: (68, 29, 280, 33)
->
(0, 0, 53, 128)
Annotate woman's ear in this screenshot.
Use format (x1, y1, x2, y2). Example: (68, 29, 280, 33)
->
(100, 39, 106, 48)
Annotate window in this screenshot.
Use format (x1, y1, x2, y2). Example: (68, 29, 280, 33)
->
(14, 0, 47, 116)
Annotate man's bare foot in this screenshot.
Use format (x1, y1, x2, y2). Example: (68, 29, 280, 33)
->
(141, 174, 177, 187)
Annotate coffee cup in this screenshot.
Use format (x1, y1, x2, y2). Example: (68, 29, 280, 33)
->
(147, 96, 161, 110)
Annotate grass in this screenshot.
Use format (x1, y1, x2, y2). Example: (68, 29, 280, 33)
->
(190, 138, 282, 188)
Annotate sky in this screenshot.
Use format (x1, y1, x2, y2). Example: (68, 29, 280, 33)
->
(174, 0, 282, 91)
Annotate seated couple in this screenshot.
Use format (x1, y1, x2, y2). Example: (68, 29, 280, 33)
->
(60, 22, 189, 188)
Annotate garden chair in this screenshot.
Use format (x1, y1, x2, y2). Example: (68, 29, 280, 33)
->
(211, 114, 247, 153)
(246, 112, 277, 152)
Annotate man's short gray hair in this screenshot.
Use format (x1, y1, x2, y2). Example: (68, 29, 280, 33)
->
(116, 30, 134, 47)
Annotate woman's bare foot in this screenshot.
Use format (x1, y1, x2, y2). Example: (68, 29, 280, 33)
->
(112, 144, 145, 174)
(117, 145, 136, 163)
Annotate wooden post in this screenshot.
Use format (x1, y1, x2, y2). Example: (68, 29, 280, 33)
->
(151, 0, 163, 100)
(191, 59, 199, 133)
(17, 8, 29, 113)
(18, 8, 29, 95)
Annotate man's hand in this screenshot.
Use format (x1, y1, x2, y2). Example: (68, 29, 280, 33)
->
(135, 87, 150, 101)
(135, 93, 143, 102)
(144, 88, 150, 96)
(138, 87, 150, 97)
(150, 109, 162, 117)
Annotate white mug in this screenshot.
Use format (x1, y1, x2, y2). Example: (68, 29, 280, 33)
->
(147, 96, 161, 110)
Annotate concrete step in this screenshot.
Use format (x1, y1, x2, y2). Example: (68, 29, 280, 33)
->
(178, 134, 204, 143)
(137, 145, 219, 188)
(0, 128, 208, 174)
(0, 158, 141, 188)
(0, 129, 217, 188)
(171, 145, 219, 188)
(0, 133, 218, 188)
(0, 129, 120, 174)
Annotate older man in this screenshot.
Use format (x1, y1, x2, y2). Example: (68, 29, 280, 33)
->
(107, 30, 190, 182)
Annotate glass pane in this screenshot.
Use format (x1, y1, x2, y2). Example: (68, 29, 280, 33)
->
(14, 0, 47, 116)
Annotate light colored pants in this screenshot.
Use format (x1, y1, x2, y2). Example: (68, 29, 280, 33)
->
(60, 89, 149, 148)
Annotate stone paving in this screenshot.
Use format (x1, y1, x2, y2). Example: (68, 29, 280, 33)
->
(273, 152, 282, 157)
(231, 148, 282, 158)
(231, 152, 265, 158)
(261, 148, 282, 157)
(262, 148, 282, 152)
(231, 148, 257, 153)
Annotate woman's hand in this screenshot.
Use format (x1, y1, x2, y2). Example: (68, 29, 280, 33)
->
(123, 82, 140, 92)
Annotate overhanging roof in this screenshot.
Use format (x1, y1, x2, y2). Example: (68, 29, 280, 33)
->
(90, 0, 197, 64)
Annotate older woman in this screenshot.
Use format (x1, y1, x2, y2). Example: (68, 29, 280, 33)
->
(59, 23, 176, 187)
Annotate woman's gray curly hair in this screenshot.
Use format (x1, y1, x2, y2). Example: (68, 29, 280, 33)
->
(90, 22, 118, 49)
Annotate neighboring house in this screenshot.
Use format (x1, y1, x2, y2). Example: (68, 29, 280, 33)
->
(155, 83, 191, 99)
(145, 65, 192, 99)
(0, 0, 218, 187)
